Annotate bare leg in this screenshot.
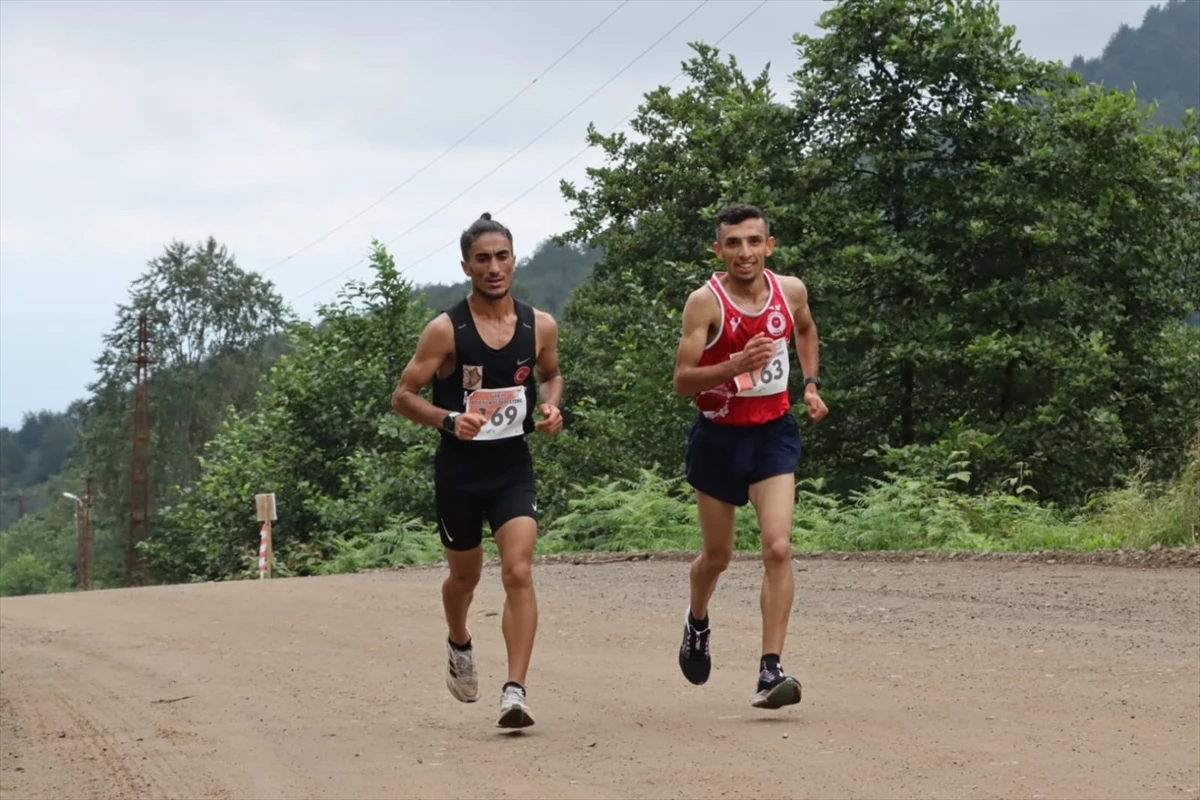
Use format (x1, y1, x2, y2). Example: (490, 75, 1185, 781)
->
(678, 490, 736, 686)
(689, 490, 736, 620)
(443, 546, 483, 645)
(442, 546, 483, 703)
(494, 516, 538, 686)
(748, 472, 796, 658)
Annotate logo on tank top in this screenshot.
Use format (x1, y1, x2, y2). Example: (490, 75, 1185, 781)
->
(462, 365, 483, 391)
(513, 365, 531, 384)
(766, 309, 787, 337)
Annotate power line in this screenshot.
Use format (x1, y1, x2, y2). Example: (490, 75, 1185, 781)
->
(374, 0, 772, 282)
(288, 0, 712, 305)
(259, 0, 631, 277)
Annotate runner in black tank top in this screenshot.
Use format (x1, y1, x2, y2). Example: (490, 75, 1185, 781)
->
(390, 213, 564, 731)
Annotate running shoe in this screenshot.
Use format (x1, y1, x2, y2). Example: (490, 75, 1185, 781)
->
(751, 663, 802, 709)
(497, 682, 534, 728)
(445, 638, 479, 703)
(678, 612, 712, 685)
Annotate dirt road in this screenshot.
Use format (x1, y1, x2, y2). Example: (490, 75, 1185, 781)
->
(2, 556, 1198, 800)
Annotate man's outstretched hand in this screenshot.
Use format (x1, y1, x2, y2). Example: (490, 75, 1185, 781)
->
(535, 403, 563, 434)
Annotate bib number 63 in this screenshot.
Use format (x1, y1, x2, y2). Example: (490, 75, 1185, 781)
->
(732, 340, 789, 396)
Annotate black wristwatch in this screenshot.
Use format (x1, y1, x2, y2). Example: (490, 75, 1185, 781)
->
(803, 376, 821, 389)
(441, 412, 459, 433)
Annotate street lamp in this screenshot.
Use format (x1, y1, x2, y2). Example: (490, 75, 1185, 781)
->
(64, 493, 83, 585)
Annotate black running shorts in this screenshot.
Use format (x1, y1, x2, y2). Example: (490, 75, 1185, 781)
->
(433, 441, 539, 552)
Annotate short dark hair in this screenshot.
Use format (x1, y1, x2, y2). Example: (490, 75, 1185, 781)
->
(459, 212, 513, 259)
(715, 203, 769, 240)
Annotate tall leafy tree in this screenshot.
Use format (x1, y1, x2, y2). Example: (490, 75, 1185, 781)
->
(789, 0, 1200, 499)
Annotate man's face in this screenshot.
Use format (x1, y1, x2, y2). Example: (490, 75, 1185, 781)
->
(713, 218, 775, 285)
(462, 232, 515, 299)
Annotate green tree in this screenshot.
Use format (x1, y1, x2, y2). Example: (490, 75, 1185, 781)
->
(789, 0, 1200, 500)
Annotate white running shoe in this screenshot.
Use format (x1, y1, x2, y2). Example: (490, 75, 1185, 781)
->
(496, 683, 535, 729)
(445, 639, 479, 703)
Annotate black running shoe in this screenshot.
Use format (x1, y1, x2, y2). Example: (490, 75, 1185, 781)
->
(678, 612, 711, 685)
(751, 663, 802, 709)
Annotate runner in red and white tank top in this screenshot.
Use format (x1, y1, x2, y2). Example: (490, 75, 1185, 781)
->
(672, 203, 829, 711)
(694, 268, 794, 426)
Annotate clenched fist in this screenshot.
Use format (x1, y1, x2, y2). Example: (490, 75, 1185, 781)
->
(732, 334, 776, 374)
(453, 412, 488, 441)
(803, 385, 828, 423)
(534, 403, 563, 434)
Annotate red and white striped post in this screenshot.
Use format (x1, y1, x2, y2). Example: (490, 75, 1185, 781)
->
(255, 493, 276, 579)
(258, 523, 270, 579)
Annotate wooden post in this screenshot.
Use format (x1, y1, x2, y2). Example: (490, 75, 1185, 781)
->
(255, 493, 276, 578)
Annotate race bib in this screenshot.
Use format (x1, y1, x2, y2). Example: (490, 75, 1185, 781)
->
(731, 338, 789, 397)
(465, 386, 527, 441)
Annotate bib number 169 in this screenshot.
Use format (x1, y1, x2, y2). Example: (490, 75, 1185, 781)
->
(466, 387, 527, 441)
(489, 405, 520, 427)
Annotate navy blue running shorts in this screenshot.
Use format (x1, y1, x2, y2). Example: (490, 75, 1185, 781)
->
(685, 411, 802, 507)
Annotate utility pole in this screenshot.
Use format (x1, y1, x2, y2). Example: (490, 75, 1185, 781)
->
(127, 313, 151, 586)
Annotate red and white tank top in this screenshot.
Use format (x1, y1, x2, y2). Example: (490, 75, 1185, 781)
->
(693, 269, 794, 426)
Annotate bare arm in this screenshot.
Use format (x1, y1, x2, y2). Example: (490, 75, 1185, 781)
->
(534, 309, 563, 408)
(390, 314, 457, 429)
(782, 276, 828, 422)
(784, 277, 820, 385)
(673, 289, 743, 396)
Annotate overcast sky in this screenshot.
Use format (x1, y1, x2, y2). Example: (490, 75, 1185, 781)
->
(0, 0, 1163, 427)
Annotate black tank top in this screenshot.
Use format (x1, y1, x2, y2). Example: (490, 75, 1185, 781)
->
(431, 296, 538, 453)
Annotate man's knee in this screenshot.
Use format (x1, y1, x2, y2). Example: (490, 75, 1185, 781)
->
(445, 547, 483, 587)
(700, 543, 733, 574)
(495, 515, 536, 592)
(695, 489, 737, 574)
(448, 565, 482, 587)
(762, 533, 792, 568)
(501, 558, 533, 591)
